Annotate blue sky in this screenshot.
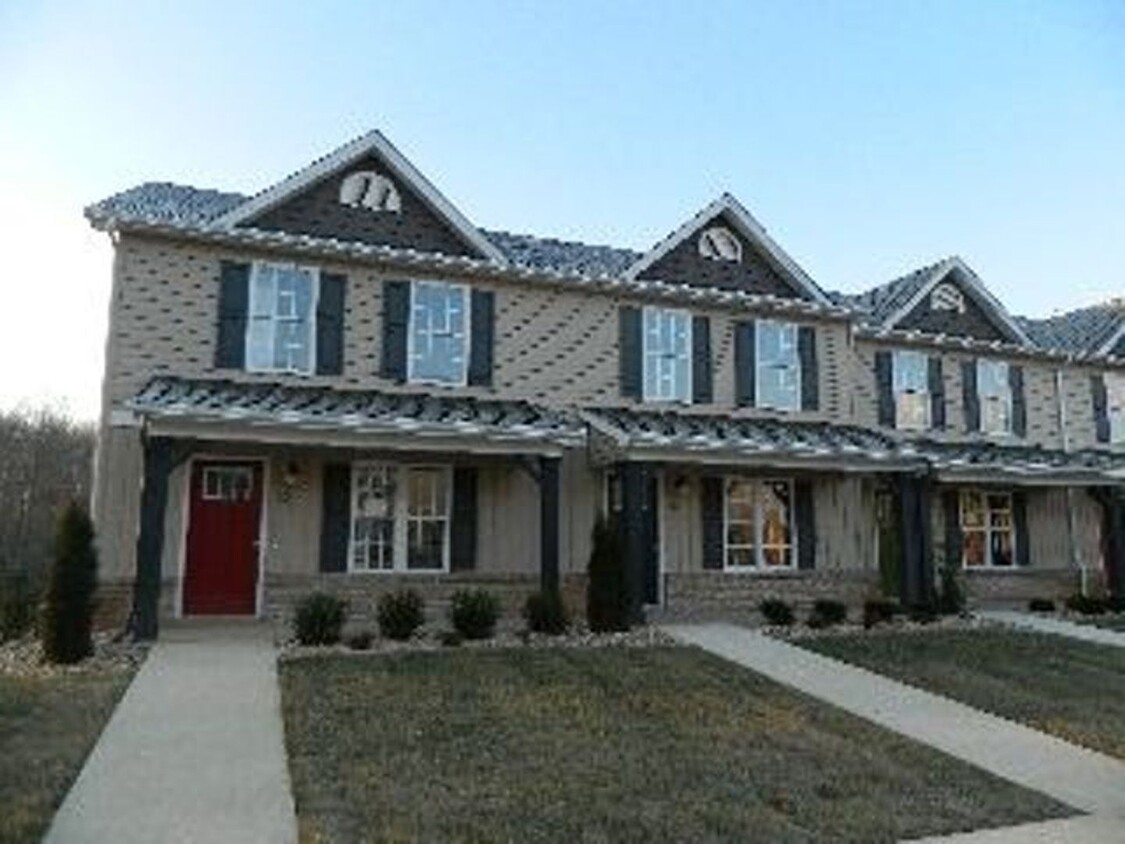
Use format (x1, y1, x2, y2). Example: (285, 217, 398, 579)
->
(1, 0, 1122, 418)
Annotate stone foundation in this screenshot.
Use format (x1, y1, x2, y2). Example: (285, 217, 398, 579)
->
(659, 570, 879, 623)
(962, 567, 1092, 607)
(93, 581, 133, 631)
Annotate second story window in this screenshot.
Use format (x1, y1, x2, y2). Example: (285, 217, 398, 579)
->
(977, 360, 1011, 435)
(642, 307, 691, 403)
(409, 281, 468, 385)
(757, 320, 799, 411)
(1108, 373, 1125, 445)
(246, 262, 319, 374)
(893, 350, 930, 430)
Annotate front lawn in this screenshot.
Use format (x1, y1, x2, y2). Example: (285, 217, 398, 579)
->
(281, 646, 1070, 843)
(0, 669, 134, 843)
(802, 629, 1125, 760)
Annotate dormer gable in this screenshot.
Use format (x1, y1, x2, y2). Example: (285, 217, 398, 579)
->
(623, 194, 829, 304)
(209, 131, 506, 263)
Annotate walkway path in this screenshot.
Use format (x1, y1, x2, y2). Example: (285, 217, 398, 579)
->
(662, 623, 1125, 820)
(45, 622, 297, 844)
(978, 610, 1125, 649)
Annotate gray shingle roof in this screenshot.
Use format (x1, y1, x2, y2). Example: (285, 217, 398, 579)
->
(911, 438, 1125, 479)
(832, 259, 948, 327)
(1017, 303, 1125, 355)
(483, 230, 640, 278)
(89, 183, 247, 226)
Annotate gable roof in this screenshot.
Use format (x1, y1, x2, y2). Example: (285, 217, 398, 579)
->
(622, 194, 831, 305)
(484, 230, 641, 278)
(1019, 301, 1125, 357)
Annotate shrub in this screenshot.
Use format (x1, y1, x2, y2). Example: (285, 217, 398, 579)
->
(863, 598, 900, 629)
(449, 589, 500, 640)
(908, 604, 939, 624)
(293, 593, 347, 645)
(937, 566, 965, 616)
(807, 599, 847, 629)
(42, 503, 98, 664)
(439, 630, 464, 647)
(345, 630, 374, 651)
(376, 589, 425, 641)
(1028, 597, 1056, 613)
(524, 590, 570, 635)
(1107, 595, 1125, 614)
(586, 516, 631, 633)
(759, 598, 794, 627)
(0, 572, 36, 642)
(1065, 593, 1107, 616)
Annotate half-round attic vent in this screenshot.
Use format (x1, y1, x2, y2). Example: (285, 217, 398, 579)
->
(339, 171, 402, 213)
(698, 226, 742, 263)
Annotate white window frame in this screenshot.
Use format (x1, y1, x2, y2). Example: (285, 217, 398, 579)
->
(755, 320, 801, 412)
(959, 490, 1016, 569)
(1107, 372, 1125, 445)
(641, 306, 693, 404)
(977, 359, 1012, 436)
(406, 280, 470, 387)
(893, 350, 930, 431)
(244, 261, 320, 375)
(722, 477, 797, 572)
(347, 463, 452, 574)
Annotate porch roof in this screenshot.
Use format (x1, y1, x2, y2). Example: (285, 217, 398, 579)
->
(127, 377, 584, 455)
(910, 440, 1125, 485)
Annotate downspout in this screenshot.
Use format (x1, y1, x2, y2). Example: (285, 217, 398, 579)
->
(1056, 366, 1084, 594)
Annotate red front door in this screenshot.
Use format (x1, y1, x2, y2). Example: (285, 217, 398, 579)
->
(184, 461, 263, 615)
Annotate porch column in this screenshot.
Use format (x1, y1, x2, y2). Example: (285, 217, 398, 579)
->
(618, 461, 648, 624)
(898, 472, 935, 607)
(1098, 487, 1125, 598)
(131, 436, 175, 641)
(538, 456, 560, 594)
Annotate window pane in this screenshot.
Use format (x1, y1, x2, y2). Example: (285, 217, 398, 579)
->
(893, 351, 928, 392)
(978, 360, 1009, 396)
(896, 393, 929, 430)
(758, 367, 799, 411)
(407, 521, 445, 570)
(982, 397, 1011, 434)
(410, 282, 467, 384)
(762, 546, 792, 567)
(727, 548, 755, 569)
(960, 492, 985, 528)
(246, 263, 315, 374)
(406, 468, 449, 571)
(643, 308, 690, 402)
(352, 465, 396, 571)
(991, 530, 1014, 567)
(963, 530, 986, 566)
(758, 322, 796, 365)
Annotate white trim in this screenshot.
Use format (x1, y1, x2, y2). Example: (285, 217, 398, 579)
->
(406, 279, 470, 388)
(623, 193, 831, 306)
(640, 305, 693, 404)
(208, 130, 508, 265)
(881, 257, 1033, 346)
(754, 319, 801, 412)
(244, 261, 321, 376)
(721, 476, 797, 572)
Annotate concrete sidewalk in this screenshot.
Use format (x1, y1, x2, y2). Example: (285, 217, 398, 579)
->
(45, 621, 297, 844)
(663, 623, 1125, 819)
(979, 610, 1125, 649)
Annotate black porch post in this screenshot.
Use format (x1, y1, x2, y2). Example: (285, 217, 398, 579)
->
(618, 461, 647, 624)
(131, 436, 179, 641)
(898, 472, 935, 607)
(1099, 488, 1125, 599)
(539, 456, 560, 594)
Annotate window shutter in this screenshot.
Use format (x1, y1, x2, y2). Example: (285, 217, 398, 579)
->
(701, 477, 724, 570)
(928, 356, 945, 430)
(618, 306, 642, 399)
(1092, 374, 1111, 444)
(381, 280, 410, 382)
(943, 491, 961, 568)
(875, 350, 894, 427)
(795, 480, 815, 570)
(467, 290, 495, 387)
(315, 272, 347, 376)
(1009, 365, 1026, 437)
(215, 261, 250, 369)
(1013, 491, 1030, 567)
(962, 360, 980, 432)
(319, 463, 351, 573)
(691, 315, 712, 404)
(798, 326, 819, 412)
(734, 321, 756, 407)
(451, 467, 478, 571)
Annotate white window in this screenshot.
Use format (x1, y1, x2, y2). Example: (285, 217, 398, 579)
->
(723, 477, 795, 570)
(349, 464, 451, 573)
(408, 281, 468, 385)
(960, 491, 1014, 568)
(757, 320, 800, 411)
(698, 226, 742, 262)
(893, 350, 930, 430)
(642, 307, 691, 403)
(246, 262, 319, 374)
(977, 360, 1011, 435)
(1107, 373, 1125, 445)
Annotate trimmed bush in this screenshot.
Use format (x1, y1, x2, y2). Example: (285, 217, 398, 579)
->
(1027, 597, 1056, 613)
(863, 598, 900, 629)
(937, 566, 965, 616)
(293, 593, 347, 645)
(346, 630, 374, 651)
(759, 598, 794, 627)
(587, 516, 631, 633)
(807, 599, 847, 629)
(524, 590, 570, 635)
(376, 589, 425, 641)
(1065, 593, 1107, 616)
(449, 589, 500, 640)
(42, 503, 98, 664)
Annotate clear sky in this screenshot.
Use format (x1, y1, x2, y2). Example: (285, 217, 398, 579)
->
(1, 0, 1123, 420)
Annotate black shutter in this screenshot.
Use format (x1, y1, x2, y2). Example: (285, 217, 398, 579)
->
(619, 306, 642, 400)
(692, 315, 712, 404)
(962, 360, 980, 432)
(734, 321, 756, 407)
(1013, 491, 1030, 567)
(798, 326, 819, 412)
(795, 480, 815, 570)
(1009, 365, 1026, 438)
(215, 261, 250, 369)
(381, 280, 410, 382)
(319, 463, 351, 573)
(315, 272, 347, 376)
(467, 289, 495, 387)
(928, 356, 945, 430)
(701, 477, 724, 570)
(875, 350, 894, 427)
(1092, 374, 1111, 444)
(943, 490, 961, 568)
(451, 467, 478, 571)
